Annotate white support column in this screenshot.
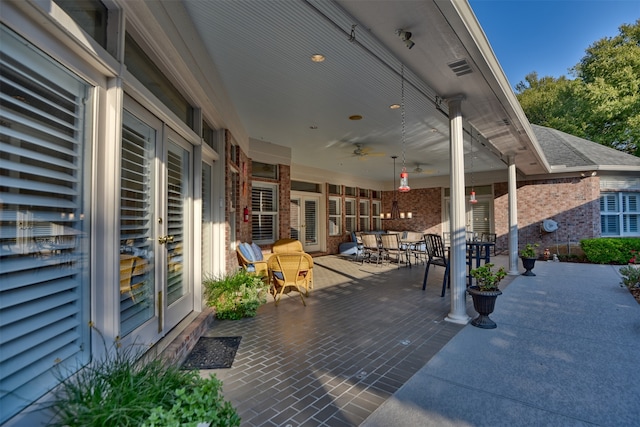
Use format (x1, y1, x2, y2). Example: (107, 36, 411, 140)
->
(507, 155, 519, 275)
(445, 96, 470, 325)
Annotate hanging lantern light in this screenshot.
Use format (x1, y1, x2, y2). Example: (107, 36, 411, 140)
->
(469, 130, 477, 204)
(398, 64, 410, 193)
(399, 167, 410, 192)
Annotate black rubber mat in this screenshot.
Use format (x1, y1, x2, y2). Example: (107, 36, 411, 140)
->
(181, 336, 241, 369)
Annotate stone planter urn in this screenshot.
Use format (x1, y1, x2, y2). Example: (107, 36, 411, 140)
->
(467, 286, 502, 329)
(521, 257, 537, 276)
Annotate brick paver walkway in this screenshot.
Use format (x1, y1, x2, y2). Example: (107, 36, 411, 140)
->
(199, 255, 510, 426)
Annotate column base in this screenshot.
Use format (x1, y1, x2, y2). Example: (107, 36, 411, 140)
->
(445, 313, 471, 325)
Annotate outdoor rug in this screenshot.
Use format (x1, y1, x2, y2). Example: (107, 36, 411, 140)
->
(181, 336, 242, 369)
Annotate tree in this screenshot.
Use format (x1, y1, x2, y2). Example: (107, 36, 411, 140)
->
(516, 19, 640, 156)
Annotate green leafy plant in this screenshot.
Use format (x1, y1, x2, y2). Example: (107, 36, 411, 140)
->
(203, 269, 269, 320)
(619, 265, 640, 290)
(519, 243, 539, 259)
(49, 326, 239, 427)
(580, 238, 640, 264)
(470, 263, 507, 291)
(143, 374, 240, 427)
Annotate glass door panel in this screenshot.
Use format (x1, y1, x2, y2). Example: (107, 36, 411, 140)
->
(163, 132, 193, 327)
(165, 141, 188, 305)
(120, 109, 157, 337)
(290, 195, 320, 252)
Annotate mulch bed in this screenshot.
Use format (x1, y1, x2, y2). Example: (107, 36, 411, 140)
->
(630, 288, 640, 304)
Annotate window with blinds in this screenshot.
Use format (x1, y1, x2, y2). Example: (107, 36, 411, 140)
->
(601, 192, 640, 236)
(0, 26, 91, 423)
(329, 196, 341, 236)
(251, 183, 277, 243)
(359, 200, 370, 231)
(372, 201, 381, 230)
(345, 198, 356, 233)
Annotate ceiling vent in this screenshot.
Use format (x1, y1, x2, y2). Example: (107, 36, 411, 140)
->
(447, 59, 473, 76)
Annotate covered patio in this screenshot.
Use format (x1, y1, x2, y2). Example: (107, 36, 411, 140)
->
(183, 255, 638, 426)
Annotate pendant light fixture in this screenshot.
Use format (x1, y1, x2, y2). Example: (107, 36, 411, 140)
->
(398, 64, 410, 193)
(469, 130, 478, 204)
(390, 156, 400, 219)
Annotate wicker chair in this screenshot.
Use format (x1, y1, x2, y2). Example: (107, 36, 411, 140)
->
(236, 242, 269, 280)
(267, 252, 314, 306)
(272, 238, 304, 253)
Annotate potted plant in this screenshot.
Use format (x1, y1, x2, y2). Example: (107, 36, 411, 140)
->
(519, 243, 539, 276)
(467, 263, 507, 329)
(203, 269, 270, 320)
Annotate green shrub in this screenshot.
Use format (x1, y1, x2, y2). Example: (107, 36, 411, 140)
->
(49, 328, 239, 427)
(580, 238, 640, 264)
(203, 269, 269, 320)
(143, 375, 240, 427)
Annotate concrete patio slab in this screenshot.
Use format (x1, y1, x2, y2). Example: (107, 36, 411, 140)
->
(362, 260, 640, 427)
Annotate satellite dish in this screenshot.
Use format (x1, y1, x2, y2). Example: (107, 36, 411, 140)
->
(542, 219, 558, 233)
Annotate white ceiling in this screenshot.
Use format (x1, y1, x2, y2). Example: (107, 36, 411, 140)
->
(182, 0, 548, 184)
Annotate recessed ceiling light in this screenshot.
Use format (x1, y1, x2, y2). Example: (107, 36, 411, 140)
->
(311, 54, 325, 62)
(389, 104, 400, 109)
(349, 115, 363, 120)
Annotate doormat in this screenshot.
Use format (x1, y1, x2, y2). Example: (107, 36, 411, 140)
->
(181, 336, 241, 369)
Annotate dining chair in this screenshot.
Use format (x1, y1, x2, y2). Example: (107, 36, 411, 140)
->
(379, 233, 406, 268)
(361, 233, 383, 266)
(481, 232, 497, 255)
(403, 231, 427, 265)
(422, 233, 450, 297)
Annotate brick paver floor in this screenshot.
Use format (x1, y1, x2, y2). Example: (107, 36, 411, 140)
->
(199, 254, 510, 426)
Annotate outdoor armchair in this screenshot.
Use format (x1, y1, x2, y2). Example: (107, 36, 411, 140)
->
(267, 252, 314, 306)
(236, 242, 269, 280)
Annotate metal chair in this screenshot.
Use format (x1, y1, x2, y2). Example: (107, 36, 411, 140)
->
(481, 232, 497, 255)
(380, 233, 407, 268)
(403, 231, 427, 265)
(422, 233, 450, 297)
(361, 233, 383, 266)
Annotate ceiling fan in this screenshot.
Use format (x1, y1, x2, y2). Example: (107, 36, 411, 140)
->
(413, 163, 437, 175)
(351, 143, 386, 159)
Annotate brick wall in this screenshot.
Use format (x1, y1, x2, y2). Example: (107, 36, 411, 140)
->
(494, 176, 600, 252)
(381, 188, 443, 235)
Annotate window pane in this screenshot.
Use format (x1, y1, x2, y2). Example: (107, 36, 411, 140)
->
(600, 215, 619, 235)
(124, 33, 193, 128)
(0, 26, 91, 423)
(252, 161, 277, 179)
(54, 0, 108, 48)
(251, 184, 277, 242)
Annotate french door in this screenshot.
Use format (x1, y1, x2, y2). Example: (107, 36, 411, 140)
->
(290, 193, 321, 252)
(120, 100, 193, 343)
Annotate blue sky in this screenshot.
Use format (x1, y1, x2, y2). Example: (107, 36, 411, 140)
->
(468, 0, 640, 88)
